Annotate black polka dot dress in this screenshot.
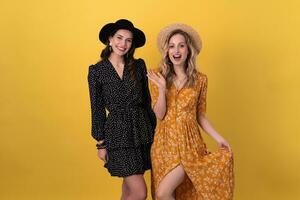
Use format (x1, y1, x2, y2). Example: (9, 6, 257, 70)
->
(88, 58, 156, 177)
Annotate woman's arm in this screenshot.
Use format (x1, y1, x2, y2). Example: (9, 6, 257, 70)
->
(88, 65, 108, 162)
(88, 65, 106, 141)
(197, 114, 231, 150)
(147, 70, 167, 120)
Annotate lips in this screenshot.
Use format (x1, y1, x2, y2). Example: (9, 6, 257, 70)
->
(173, 54, 182, 61)
(117, 46, 127, 52)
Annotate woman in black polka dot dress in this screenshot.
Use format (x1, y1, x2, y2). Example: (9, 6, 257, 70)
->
(88, 19, 156, 199)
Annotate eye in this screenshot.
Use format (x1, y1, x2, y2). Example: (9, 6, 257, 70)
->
(126, 39, 132, 43)
(117, 36, 122, 40)
(168, 45, 174, 49)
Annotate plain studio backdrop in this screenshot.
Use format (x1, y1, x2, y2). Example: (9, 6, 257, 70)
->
(1, 0, 299, 199)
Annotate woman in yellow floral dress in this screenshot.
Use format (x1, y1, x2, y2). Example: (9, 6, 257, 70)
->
(148, 24, 234, 200)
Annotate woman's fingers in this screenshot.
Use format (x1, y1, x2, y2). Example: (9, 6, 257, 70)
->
(148, 71, 160, 80)
(157, 72, 164, 79)
(98, 149, 108, 163)
(149, 71, 165, 82)
(148, 75, 158, 83)
(220, 142, 231, 152)
(147, 71, 161, 85)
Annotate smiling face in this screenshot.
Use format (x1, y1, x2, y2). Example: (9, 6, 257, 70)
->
(109, 29, 133, 57)
(167, 33, 189, 67)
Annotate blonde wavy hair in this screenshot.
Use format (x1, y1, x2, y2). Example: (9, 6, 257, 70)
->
(159, 29, 199, 88)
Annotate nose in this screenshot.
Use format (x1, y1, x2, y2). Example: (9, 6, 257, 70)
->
(120, 39, 126, 47)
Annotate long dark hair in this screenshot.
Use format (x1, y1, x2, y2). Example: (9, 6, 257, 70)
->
(100, 30, 137, 82)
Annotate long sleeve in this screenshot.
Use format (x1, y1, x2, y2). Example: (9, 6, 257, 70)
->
(88, 65, 106, 141)
(139, 59, 157, 131)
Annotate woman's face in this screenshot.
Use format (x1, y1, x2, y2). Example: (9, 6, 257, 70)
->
(167, 33, 188, 67)
(109, 29, 133, 56)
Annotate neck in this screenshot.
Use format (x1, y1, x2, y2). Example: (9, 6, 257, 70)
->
(109, 52, 125, 65)
(173, 64, 186, 78)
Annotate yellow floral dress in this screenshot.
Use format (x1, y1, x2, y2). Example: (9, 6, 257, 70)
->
(149, 71, 234, 200)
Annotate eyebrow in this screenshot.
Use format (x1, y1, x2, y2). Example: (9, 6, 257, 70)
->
(169, 42, 186, 45)
(116, 34, 133, 40)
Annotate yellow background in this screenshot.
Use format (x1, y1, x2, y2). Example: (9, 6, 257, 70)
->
(1, 0, 299, 199)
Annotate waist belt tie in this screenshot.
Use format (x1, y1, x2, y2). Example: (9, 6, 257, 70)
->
(109, 104, 144, 113)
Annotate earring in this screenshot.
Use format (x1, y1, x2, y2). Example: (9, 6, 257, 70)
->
(108, 45, 112, 52)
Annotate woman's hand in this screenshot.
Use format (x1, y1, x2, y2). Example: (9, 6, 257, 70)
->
(147, 70, 167, 120)
(198, 114, 232, 152)
(217, 137, 231, 151)
(97, 148, 108, 163)
(147, 70, 166, 92)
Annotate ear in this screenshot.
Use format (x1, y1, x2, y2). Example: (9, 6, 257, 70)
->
(108, 36, 113, 45)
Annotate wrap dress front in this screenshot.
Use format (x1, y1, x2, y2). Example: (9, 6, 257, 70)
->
(88, 59, 156, 177)
(150, 71, 234, 200)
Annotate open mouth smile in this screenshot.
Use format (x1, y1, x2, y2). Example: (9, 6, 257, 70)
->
(173, 54, 182, 61)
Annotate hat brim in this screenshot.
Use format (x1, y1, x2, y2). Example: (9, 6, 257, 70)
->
(99, 23, 146, 48)
(157, 23, 202, 54)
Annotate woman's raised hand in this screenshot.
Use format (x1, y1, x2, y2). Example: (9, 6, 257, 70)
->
(147, 70, 166, 92)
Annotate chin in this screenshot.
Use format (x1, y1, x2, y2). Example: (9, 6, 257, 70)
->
(114, 51, 128, 57)
(171, 60, 185, 66)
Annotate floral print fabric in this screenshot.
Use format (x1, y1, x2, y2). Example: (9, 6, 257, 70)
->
(150, 71, 234, 200)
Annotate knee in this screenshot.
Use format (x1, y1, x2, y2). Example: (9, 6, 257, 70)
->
(136, 190, 147, 200)
(156, 188, 170, 200)
(128, 186, 147, 200)
(133, 191, 147, 200)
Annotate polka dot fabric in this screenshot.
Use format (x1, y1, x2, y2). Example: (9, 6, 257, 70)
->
(88, 58, 156, 177)
(105, 143, 152, 177)
(149, 71, 234, 200)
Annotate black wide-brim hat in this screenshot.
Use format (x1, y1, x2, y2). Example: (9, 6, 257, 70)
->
(99, 19, 146, 48)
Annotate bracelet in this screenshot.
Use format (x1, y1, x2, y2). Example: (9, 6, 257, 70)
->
(96, 142, 106, 149)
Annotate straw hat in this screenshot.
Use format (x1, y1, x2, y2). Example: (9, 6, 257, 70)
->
(157, 23, 202, 54)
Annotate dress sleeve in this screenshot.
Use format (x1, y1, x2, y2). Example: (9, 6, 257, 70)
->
(139, 59, 157, 130)
(88, 65, 106, 141)
(197, 74, 208, 115)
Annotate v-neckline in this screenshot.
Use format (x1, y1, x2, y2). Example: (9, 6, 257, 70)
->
(173, 79, 187, 92)
(173, 83, 186, 93)
(107, 59, 125, 81)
